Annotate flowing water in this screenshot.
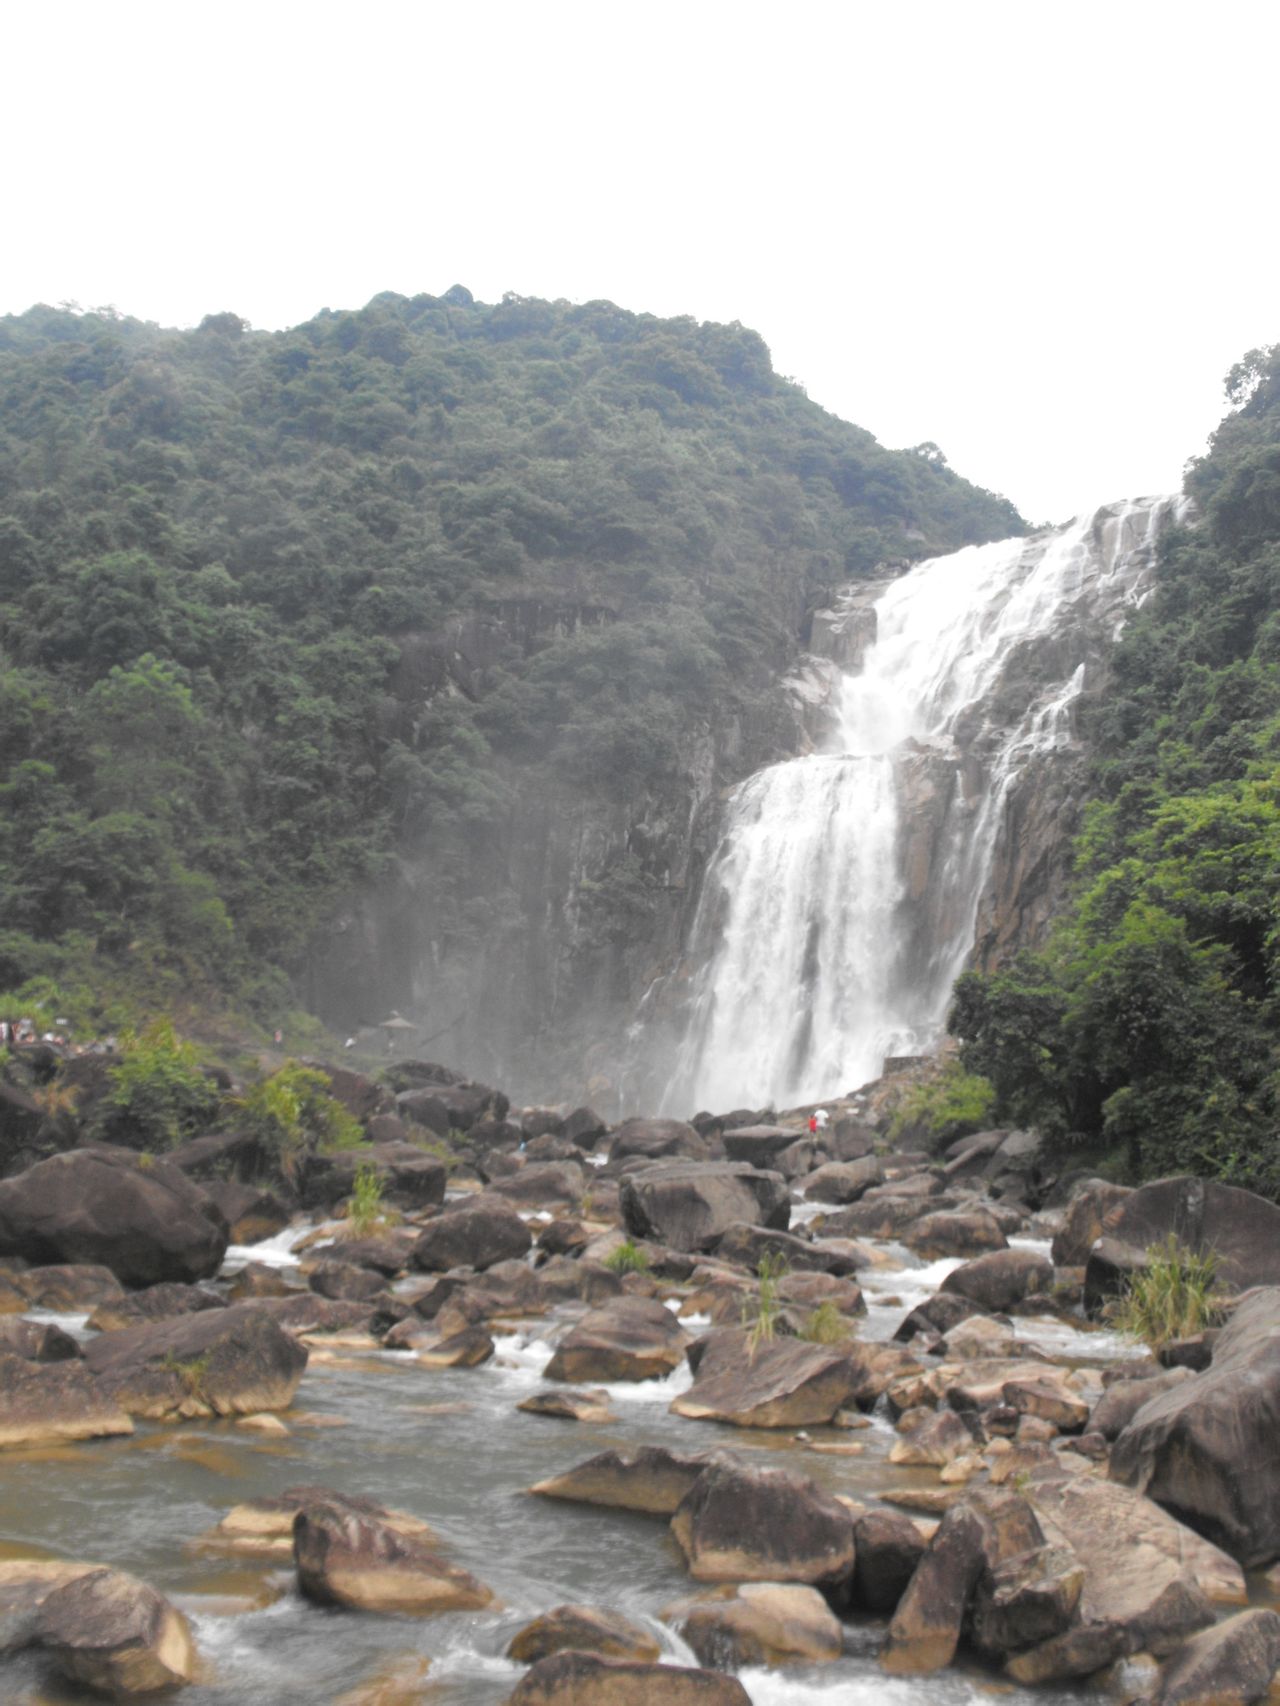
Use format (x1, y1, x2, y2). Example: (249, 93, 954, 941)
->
(1, 1209, 1139, 1705)
(662, 497, 1184, 1114)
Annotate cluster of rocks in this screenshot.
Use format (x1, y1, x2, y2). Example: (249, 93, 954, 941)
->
(2, 1056, 1280, 1702)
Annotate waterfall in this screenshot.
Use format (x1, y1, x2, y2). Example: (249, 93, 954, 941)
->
(663, 495, 1184, 1114)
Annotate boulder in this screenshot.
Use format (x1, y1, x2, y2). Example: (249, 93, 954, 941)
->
(942, 1247, 1054, 1312)
(530, 1446, 732, 1517)
(0, 1147, 227, 1286)
(0, 1354, 133, 1448)
(1110, 1287, 1280, 1567)
(889, 1408, 980, 1467)
(1153, 1608, 1280, 1706)
(711, 1221, 863, 1279)
(508, 1604, 660, 1664)
(609, 1118, 718, 1165)
(720, 1126, 804, 1168)
(87, 1282, 227, 1333)
(413, 1325, 495, 1368)
(819, 1196, 939, 1239)
(775, 1270, 865, 1317)
(665, 1581, 842, 1667)
(671, 1329, 861, 1429)
(199, 1179, 290, 1245)
(327, 1232, 418, 1276)
(165, 1128, 261, 1181)
(507, 1651, 750, 1706)
(970, 1543, 1085, 1660)
(82, 1304, 308, 1419)
(851, 1509, 927, 1612)
(35, 1566, 197, 1696)
(299, 1143, 447, 1213)
(0, 1317, 80, 1361)
(543, 1298, 689, 1384)
(620, 1162, 789, 1253)
(518, 1388, 617, 1423)
(894, 1291, 987, 1343)
(485, 1161, 586, 1209)
(536, 1257, 623, 1307)
(1089, 1368, 1195, 1440)
(226, 1261, 296, 1301)
(904, 1209, 1007, 1258)
(670, 1461, 854, 1585)
(18, 1262, 125, 1311)
(412, 1203, 532, 1272)
(203, 1486, 435, 1562)
(562, 1108, 608, 1150)
(803, 1156, 884, 1203)
(1051, 1178, 1133, 1266)
(1101, 1176, 1280, 1292)
(294, 1501, 492, 1613)
(1084, 1234, 1152, 1313)
(941, 1316, 1019, 1360)
(309, 1261, 390, 1303)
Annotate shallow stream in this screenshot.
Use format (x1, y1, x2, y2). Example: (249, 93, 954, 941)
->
(3, 1221, 1143, 1704)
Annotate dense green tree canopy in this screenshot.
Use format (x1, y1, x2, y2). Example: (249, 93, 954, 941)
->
(952, 344, 1280, 1194)
(0, 292, 1022, 1026)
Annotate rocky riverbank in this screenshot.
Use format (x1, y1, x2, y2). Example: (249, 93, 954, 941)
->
(0, 1057, 1277, 1703)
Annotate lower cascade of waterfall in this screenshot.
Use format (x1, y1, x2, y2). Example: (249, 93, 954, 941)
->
(661, 495, 1185, 1115)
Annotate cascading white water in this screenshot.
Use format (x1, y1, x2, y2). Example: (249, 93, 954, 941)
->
(664, 495, 1184, 1114)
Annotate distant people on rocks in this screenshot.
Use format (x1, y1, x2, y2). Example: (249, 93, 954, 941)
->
(808, 1108, 830, 1135)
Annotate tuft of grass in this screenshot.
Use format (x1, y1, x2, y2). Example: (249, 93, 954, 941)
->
(604, 1239, 650, 1274)
(798, 1300, 853, 1345)
(345, 1162, 390, 1238)
(743, 1252, 789, 1356)
(1107, 1234, 1224, 1351)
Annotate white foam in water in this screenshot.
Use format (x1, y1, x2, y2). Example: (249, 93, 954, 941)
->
(22, 1307, 91, 1339)
(741, 1668, 998, 1705)
(221, 1223, 321, 1273)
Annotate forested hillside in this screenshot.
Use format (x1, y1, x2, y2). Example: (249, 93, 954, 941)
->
(953, 346, 1280, 1192)
(0, 291, 1021, 1048)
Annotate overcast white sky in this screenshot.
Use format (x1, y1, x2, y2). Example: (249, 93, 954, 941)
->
(6, 0, 1276, 524)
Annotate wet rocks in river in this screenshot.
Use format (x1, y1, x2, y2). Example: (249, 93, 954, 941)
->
(609, 1118, 720, 1165)
(850, 1508, 927, 1613)
(507, 1649, 750, 1705)
(507, 1603, 661, 1664)
(1050, 1178, 1132, 1266)
(802, 1155, 885, 1202)
(664, 1581, 843, 1666)
(411, 1202, 533, 1272)
(0, 1316, 81, 1361)
(0, 1353, 134, 1448)
(203, 1486, 436, 1562)
(940, 1246, 1054, 1312)
(82, 1302, 308, 1419)
(0, 1146, 229, 1285)
(1152, 1608, 1280, 1706)
(87, 1280, 227, 1332)
(619, 1161, 789, 1252)
(1110, 1286, 1280, 1568)
(670, 1460, 855, 1585)
(294, 1500, 493, 1614)
(530, 1445, 732, 1516)
(517, 1387, 617, 1423)
(671, 1328, 862, 1429)
(904, 1207, 1007, 1258)
(543, 1296, 689, 1384)
(35, 1565, 198, 1696)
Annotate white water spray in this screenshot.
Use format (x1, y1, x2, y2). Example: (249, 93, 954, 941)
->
(665, 496, 1183, 1113)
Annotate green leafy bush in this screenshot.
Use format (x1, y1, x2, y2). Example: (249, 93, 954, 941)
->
(95, 1018, 219, 1148)
(236, 1061, 363, 1179)
(743, 1251, 789, 1355)
(888, 1060, 997, 1147)
(798, 1300, 854, 1344)
(345, 1162, 388, 1237)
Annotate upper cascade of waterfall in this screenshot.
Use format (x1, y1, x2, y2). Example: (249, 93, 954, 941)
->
(661, 494, 1186, 1116)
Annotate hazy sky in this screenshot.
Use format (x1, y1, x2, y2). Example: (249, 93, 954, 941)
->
(7, 1, 1276, 523)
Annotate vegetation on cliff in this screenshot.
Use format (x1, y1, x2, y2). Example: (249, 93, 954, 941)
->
(952, 345, 1280, 1193)
(0, 291, 1022, 1035)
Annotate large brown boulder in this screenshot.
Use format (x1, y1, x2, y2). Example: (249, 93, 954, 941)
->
(412, 1203, 532, 1272)
(0, 1354, 133, 1448)
(1110, 1287, 1280, 1567)
(671, 1328, 861, 1429)
(710, 1221, 863, 1279)
(82, 1304, 308, 1419)
(609, 1119, 719, 1165)
(199, 1179, 291, 1245)
(300, 1142, 447, 1212)
(87, 1282, 227, 1333)
(881, 1499, 1007, 1674)
(619, 1162, 789, 1252)
(543, 1297, 689, 1384)
(803, 1156, 885, 1203)
(670, 1461, 855, 1585)
(942, 1247, 1054, 1313)
(485, 1161, 587, 1210)
(851, 1509, 927, 1612)
(904, 1208, 1007, 1258)
(508, 1605, 660, 1664)
(530, 1446, 734, 1517)
(35, 1566, 197, 1696)
(507, 1651, 749, 1705)
(720, 1126, 804, 1168)
(294, 1501, 492, 1613)
(202, 1487, 435, 1562)
(664, 1582, 842, 1666)
(0, 1147, 227, 1285)
(0, 1317, 81, 1362)
(1101, 1176, 1280, 1292)
(1153, 1608, 1280, 1706)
